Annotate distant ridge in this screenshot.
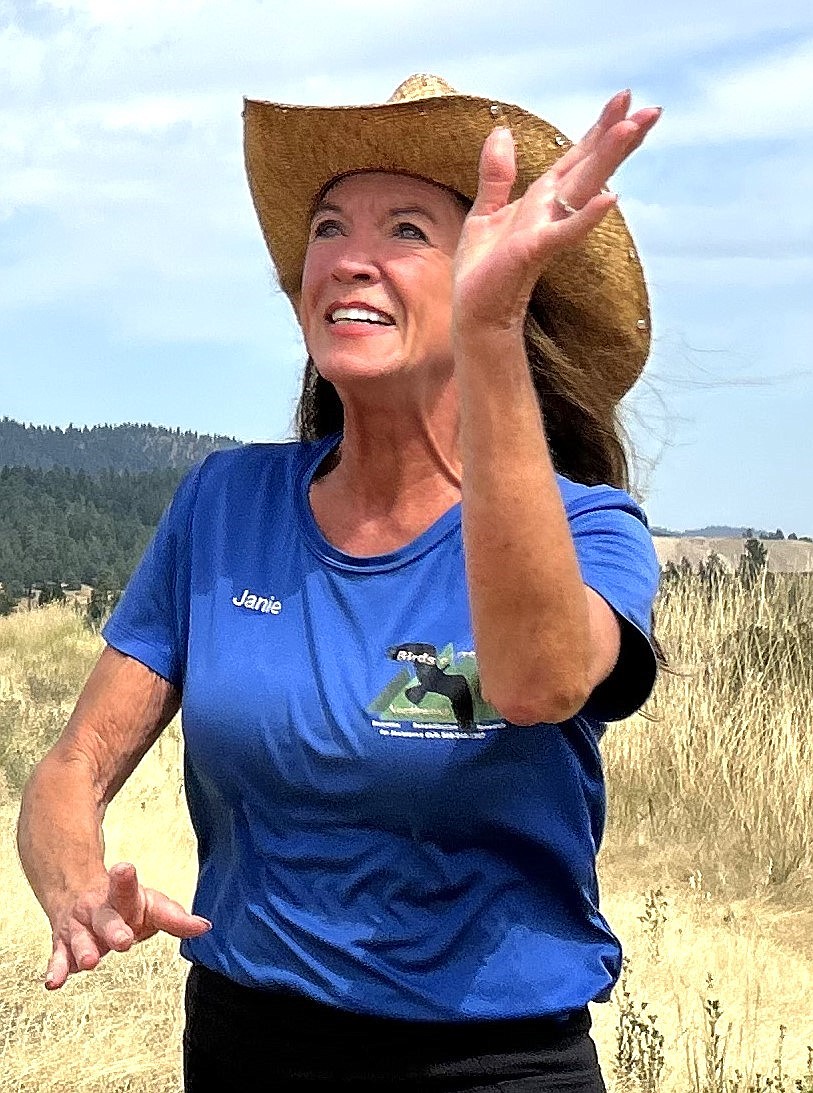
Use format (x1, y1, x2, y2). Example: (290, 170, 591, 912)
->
(0, 418, 241, 474)
(653, 536, 813, 574)
(652, 525, 798, 539)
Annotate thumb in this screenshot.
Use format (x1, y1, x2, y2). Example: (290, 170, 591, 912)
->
(470, 127, 516, 217)
(144, 889, 212, 940)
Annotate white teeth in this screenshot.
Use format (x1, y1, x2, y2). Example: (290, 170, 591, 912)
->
(329, 306, 393, 325)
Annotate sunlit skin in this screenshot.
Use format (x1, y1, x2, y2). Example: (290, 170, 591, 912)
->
(299, 174, 469, 553)
(298, 173, 468, 394)
(16, 90, 662, 992)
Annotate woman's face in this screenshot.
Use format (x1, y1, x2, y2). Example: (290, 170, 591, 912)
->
(298, 172, 467, 390)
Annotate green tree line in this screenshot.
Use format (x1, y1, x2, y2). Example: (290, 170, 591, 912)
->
(0, 465, 183, 599)
(0, 419, 238, 474)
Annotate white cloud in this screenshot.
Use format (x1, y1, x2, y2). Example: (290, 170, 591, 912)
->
(1, 0, 811, 395)
(651, 37, 813, 145)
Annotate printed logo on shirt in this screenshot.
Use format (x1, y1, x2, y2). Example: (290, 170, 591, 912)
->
(231, 587, 283, 615)
(367, 641, 505, 740)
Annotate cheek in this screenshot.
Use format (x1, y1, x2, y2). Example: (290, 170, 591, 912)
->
(299, 254, 325, 330)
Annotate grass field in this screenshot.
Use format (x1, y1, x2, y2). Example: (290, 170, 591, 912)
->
(1, 579, 811, 1092)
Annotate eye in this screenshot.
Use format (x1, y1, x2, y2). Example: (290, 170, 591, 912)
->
(311, 219, 343, 239)
(395, 221, 428, 241)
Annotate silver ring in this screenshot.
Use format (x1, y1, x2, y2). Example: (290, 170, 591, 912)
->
(552, 193, 579, 217)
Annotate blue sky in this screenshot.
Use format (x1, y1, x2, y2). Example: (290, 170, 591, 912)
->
(1, 0, 811, 533)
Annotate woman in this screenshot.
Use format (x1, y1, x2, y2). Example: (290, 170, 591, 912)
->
(18, 75, 662, 1090)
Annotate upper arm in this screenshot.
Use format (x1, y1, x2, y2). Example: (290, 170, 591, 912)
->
(585, 586, 622, 691)
(55, 646, 180, 806)
(567, 484, 661, 722)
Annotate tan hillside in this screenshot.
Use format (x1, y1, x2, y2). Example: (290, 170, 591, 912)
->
(653, 536, 813, 573)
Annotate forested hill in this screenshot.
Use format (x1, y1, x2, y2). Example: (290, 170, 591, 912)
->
(0, 420, 244, 604)
(0, 419, 240, 473)
(0, 465, 181, 597)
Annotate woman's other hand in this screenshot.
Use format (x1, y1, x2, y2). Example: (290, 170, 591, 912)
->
(45, 861, 211, 990)
(452, 90, 662, 337)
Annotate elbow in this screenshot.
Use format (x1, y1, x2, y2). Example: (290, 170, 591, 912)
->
(485, 675, 592, 727)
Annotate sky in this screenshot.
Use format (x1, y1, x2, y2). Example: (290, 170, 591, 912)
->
(1, 0, 811, 534)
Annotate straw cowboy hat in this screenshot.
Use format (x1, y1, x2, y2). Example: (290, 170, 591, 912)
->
(243, 74, 651, 404)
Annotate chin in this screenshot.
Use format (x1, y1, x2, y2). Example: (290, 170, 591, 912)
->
(314, 352, 407, 386)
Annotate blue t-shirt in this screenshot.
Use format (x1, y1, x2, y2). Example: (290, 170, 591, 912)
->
(103, 436, 659, 1022)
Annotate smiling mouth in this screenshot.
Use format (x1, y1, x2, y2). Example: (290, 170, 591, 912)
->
(326, 305, 395, 326)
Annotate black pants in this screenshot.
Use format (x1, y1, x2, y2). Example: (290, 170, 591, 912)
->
(183, 964, 607, 1091)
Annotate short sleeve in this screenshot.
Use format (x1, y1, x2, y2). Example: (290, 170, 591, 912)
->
(101, 463, 202, 690)
(564, 482, 661, 722)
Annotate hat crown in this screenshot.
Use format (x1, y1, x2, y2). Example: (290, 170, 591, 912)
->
(387, 74, 458, 104)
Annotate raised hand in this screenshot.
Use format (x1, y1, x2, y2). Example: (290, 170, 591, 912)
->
(45, 861, 211, 990)
(452, 90, 661, 337)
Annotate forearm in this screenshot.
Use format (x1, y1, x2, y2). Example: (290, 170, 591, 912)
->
(456, 326, 591, 724)
(18, 649, 179, 924)
(17, 749, 108, 921)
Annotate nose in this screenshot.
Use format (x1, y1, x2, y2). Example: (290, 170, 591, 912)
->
(330, 243, 380, 284)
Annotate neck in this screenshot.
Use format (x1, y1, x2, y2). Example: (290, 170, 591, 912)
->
(308, 372, 462, 553)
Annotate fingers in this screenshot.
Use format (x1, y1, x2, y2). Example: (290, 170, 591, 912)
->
(548, 108, 661, 220)
(107, 861, 144, 928)
(549, 89, 632, 180)
(45, 938, 73, 991)
(145, 889, 212, 940)
(108, 863, 210, 941)
(42, 863, 209, 990)
(470, 127, 516, 217)
(91, 903, 134, 952)
(547, 92, 661, 197)
(542, 191, 620, 247)
(621, 106, 662, 157)
(69, 920, 104, 972)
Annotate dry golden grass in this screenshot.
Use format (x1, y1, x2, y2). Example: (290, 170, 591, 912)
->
(603, 571, 813, 892)
(1, 590, 811, 1092)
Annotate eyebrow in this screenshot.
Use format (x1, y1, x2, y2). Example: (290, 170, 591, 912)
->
(309, 202, 438, 225)
(389, 205, 438, 225)
(310, 201, 342, 219)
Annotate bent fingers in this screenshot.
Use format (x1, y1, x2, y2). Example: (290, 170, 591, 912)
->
(68, 919, 104, 972)
(91, 903, 134, 952)
(45, 937, 73, 990)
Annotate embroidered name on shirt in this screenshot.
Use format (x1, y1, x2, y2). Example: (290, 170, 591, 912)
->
(231, 588, 282, 614)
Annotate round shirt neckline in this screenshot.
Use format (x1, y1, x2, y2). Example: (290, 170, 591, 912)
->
(296, 434, 462, 573)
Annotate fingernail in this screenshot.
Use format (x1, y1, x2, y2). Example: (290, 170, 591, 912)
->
(201, 918, 213, 929)
(44, 973, 54, 988)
